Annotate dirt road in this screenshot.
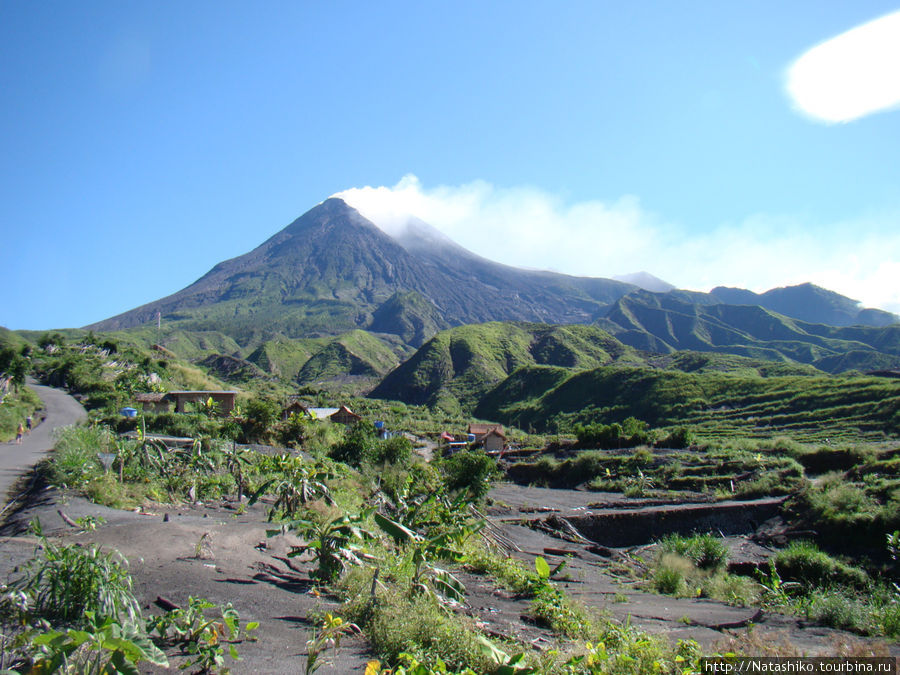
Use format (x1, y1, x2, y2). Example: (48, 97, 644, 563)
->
(0, 378, 86, 510)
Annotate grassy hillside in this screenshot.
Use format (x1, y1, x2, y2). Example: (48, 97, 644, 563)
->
(478, 364, 900, 442)
(370, 322, 641, 412)
(598, 291, 900, 372)
(296, 330, 404, 386)
(244, 336, 326, 380)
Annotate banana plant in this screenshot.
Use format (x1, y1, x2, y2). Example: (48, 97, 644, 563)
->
(279, 509, 375, 583)
(374, 512, 467, 604)
(250, 454, 335, 520)
(27, 611, 169, 674)
(382, 481, 484, 551)
(220, 442, 254, 501)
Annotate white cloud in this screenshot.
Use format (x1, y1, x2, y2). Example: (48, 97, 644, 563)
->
(335, 176, 900, 315)
(786, 11, 900, 123)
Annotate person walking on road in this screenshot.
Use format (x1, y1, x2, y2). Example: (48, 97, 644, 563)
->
(15, 422, 24, 444)
(25, 415, 32, 433)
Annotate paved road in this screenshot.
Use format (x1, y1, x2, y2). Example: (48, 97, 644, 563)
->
(0, 379, 86, 509)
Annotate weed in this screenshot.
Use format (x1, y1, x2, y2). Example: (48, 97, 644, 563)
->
(147, 596, 258, 673)
(339, 568, 499, 673)
(26, 611, 169, 674)
(804, 592, 868, 633)
(657, 533, 729, 572)
(304, 612, 359, 674)
(774, 541, 869, 590)
(461, 540, 536, 595)
(15, 522, 140, 627)
(74, 515, 106, 532)
(652, 554, 690, 595)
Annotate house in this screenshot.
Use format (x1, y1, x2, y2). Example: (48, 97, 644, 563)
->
(134, 392, 170, 414)
(468, 423, 506, 454)
(135, 391, 238, 415)
(304, 405, 362, 425)
(282, 401, 310, 420)
(330, 405, 362, 426)
(168, 391, 237, 414)
(482, 429, 507, 454)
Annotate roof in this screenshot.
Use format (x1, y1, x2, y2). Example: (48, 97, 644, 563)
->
(167, 390, 238, 396)
(135, 392, 167, 402)
(309, 407, 340, 419)
(468, 423, 504, 436)
(484, 428, 506, 439)
(332, 405, 360, 416)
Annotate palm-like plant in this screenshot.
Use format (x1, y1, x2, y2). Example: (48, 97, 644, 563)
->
(251, 454, 335, 520)
(281, 510, 375, 582)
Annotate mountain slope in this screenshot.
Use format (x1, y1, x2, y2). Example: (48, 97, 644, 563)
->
(710, 283, 897, 327)
(597, 290, 900, 372)
(477, 363, 900, 441)
(88, 199, 634, 345)
(369, 322, 641, 412)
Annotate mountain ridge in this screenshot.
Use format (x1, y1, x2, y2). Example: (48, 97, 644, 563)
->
(87, 196, 897, 356)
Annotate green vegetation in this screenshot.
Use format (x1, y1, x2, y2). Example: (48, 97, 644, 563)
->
(773, 541, 869, 590)
(482, 363, 900, 443)
(17, 519, 141, 626)
(0, 337, 38, 441)
(574, 417, 653, 449)
(0, 386, 40, 442)
(507, 442, 804, 497)
(371, 322, 638, 413)
(6, 309, 900, 670)
(0, 526, 255, 673)
(657, 533, 729, 572)
(598, 289, 900, 372)
(643, 533, 759, 607)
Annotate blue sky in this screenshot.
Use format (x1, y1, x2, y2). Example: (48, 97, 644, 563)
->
(2, 1, 899, 330)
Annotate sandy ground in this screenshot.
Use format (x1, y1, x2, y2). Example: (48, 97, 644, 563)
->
(0, 385, 896, 673)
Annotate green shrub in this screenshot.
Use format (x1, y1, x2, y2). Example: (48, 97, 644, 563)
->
(704, 573, 760, 607)
(15, 526, 140, 627)
(329, 421, 377, 467)
(805, 591, 867, 633)
(370, 435, 413, 466)
(574, 417, 652, 449)
(658, 533, 729, 571)
(629, 446, 654, 468)
(530, 584, 595, 638)
(653, 558, 688, 596)
(462, 540, 536, 595)
(879, 599, 900, 637)
(774, 541, 869, 590)
(659, 426, 694, 449)
(46, 425, 110, 488)
(339, 568, 498, 673)
(440, 450, 499, 499)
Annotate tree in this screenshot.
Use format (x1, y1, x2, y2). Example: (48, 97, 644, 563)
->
(440, 450, 499, 500)
(0, 346, 29, 391)
(329, 420, 377, 466)
(241, 398, 280, 443)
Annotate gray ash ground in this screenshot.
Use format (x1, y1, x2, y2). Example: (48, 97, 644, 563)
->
(1, 480, 896, 673)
